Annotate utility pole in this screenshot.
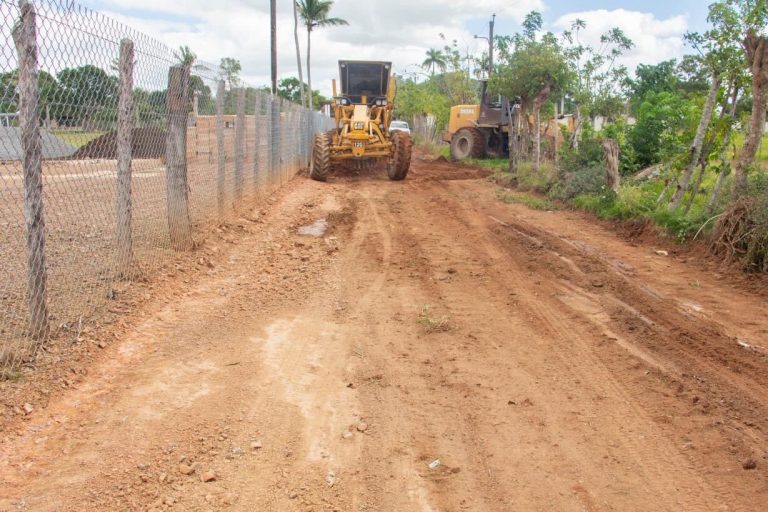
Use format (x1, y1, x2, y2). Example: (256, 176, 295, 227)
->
(270, 0, 277, 95)
(474, 13, 495, 79)
(488, 14, 495, 78)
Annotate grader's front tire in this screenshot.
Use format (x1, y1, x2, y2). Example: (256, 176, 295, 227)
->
(388, 131, 412, 181)
(310, 132, 331, 182)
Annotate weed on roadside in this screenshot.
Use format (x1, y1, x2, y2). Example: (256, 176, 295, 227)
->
(496, 189, 557, 211)
(418, 305, 452, 334)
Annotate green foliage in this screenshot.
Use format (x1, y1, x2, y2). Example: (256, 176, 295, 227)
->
(629, 91, 698, 168)
(601, 119, 638, 174)
(219, 57, 242, 88)
(394, 76, 453, 130)
(561, 19, 634, 120)
(551, 162, 607, 200)
(626, 60, 679, 110)
(275, 77, 326, 106)
(492, 27, 573, 104)
(56, 65, 118, 128)
(517, 161, 557, 192)
(422, 49, 448, 75)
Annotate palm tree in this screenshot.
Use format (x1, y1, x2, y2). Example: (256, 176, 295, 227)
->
(175, 45, 197, 67)
(297, 0, 348, 110)
(422, 49, 447, 76)
(292, 1, 306, 107)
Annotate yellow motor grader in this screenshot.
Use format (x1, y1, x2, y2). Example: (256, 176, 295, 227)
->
(310, 60, 412, 181)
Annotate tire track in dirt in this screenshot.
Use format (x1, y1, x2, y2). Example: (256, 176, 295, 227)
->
(2, 155, 767, 511)
(387, 177, 730, 511)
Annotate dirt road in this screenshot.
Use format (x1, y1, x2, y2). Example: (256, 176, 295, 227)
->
(2, 154, 768, 511)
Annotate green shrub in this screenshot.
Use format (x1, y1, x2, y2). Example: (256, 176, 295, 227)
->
(551, 162, 607, 200)
(517, 161, 556, 192)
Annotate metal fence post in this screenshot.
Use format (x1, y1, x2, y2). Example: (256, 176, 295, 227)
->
(234, 86, 245, 205)
(115, 38, 135, 277)
(13, 0, 48, 340)
(165, 64, 192, 250)
(216, 80, 225, 218)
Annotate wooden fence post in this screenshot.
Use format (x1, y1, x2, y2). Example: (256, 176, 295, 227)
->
(215, 80, 225, 218)
(234, 86, 245, 204)
(13, 0, 48, 340)
(165, 64, 192, 250)
(267, 95, 276, 187)
(115, 38, 135, 277)
(253, 92, 261, 192)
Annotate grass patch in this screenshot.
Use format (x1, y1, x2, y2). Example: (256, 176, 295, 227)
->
(496, 188, 557, 211)
(572, 183, 711, 242)
(732, 132, 768, 163)
(517, 161, 557, 192)
(52, 131, 104, 148)
(463, 157, 508, 171)
(417, 304, 452, 333)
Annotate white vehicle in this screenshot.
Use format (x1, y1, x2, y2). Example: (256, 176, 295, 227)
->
(389, 120, 411, 135)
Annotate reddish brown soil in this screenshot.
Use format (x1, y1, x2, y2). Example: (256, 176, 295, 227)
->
(1, 154, 768, 511)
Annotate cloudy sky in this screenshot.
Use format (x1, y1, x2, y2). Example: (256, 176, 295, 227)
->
(81, 0, 711, 95)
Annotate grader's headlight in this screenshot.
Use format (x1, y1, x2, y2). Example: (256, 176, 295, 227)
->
(354, 121, 365, 130)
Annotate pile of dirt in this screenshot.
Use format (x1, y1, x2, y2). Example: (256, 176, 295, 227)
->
(72, 126, 166, 159)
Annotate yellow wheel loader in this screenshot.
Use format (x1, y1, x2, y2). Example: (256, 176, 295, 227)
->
(310, 60, 412, 181)
(442, 80, 513, 161)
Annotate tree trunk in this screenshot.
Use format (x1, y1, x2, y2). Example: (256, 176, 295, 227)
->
(292, 1, 305, 107)
(306, 27, 313, 111)
(507, 100, 519, 178)
(571, 105, 582, 150)
(533, 83, 551, 173)
(684, 82, 734, 215)
(518, 99, 530, 161)
(553, 100, 559, 163)
(707, 85, 741, 213)
(733, 33, 768, 196)
(669, 70, 721, 210)
(601, 139, 620, 193)
(683, 161, 707, 216)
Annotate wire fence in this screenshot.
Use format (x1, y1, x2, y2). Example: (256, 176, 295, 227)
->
(0, 0, 331, 379)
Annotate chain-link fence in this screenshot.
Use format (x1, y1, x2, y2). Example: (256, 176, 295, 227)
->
(0, 0, 331, 379)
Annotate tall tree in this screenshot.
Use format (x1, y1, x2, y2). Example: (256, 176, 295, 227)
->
(219, 57, 242, 90)
(422, 49, 447, 76)
(561, 21, 634, 149)
(57, 65, 118, 130)
(696, 0, 768, 197)
(669, 4, 744, 210)
(292, 1, 306, 107)
(297, 0, 348, 111)
(492, 12, 573, 171)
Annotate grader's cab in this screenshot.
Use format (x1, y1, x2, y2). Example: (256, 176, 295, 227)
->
(310, 60, 412, 181)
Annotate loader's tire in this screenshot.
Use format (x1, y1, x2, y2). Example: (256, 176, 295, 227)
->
(450, 127, 486, 161)
(310, 132, 331, 182)
(388, 131, 413, 181)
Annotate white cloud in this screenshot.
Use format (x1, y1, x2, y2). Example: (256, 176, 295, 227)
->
(552, 9, 689, 73)
(88, 0, 543, 95)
